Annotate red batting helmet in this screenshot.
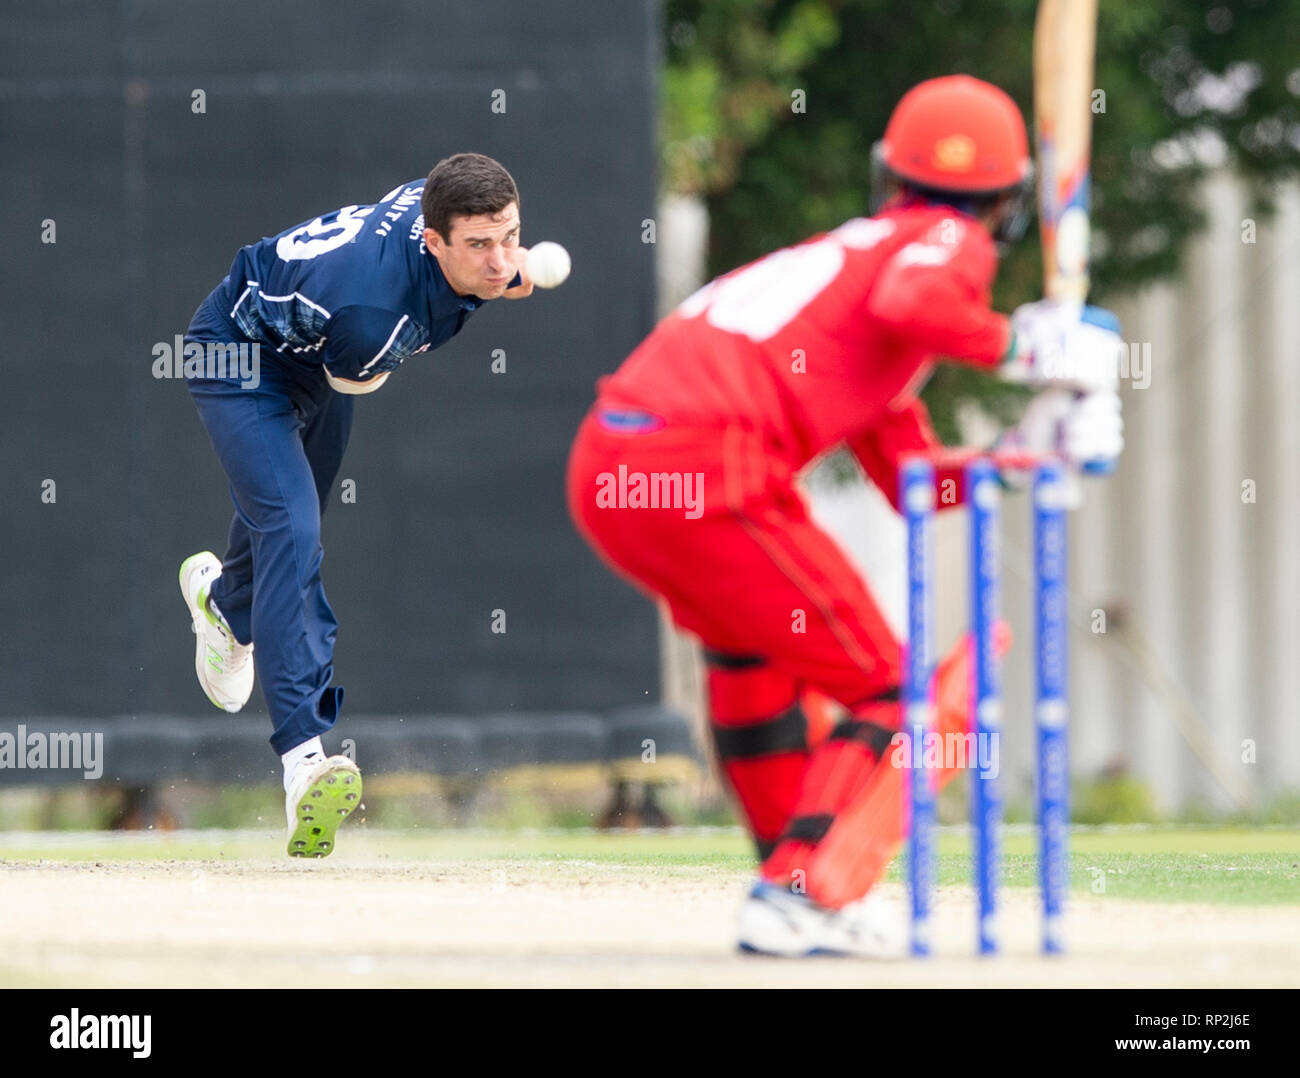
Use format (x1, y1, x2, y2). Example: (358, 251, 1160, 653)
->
(872, 75, 1035, 245)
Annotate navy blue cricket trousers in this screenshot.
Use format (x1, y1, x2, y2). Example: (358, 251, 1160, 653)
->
(186, 349, 354, 756)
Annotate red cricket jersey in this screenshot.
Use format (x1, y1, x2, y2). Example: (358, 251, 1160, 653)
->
(597, 204, 1012, 507)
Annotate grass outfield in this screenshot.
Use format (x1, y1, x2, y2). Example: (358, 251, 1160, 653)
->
(1, 825, 1296, 905)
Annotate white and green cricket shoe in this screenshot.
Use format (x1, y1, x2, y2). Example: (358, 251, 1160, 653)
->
(179, 551, 254, 713)
(285, 754, 363, 858)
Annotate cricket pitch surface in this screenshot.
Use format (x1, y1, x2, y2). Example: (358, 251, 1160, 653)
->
(1, 828, 1296, 988)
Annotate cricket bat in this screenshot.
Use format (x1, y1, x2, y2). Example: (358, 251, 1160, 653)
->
(1033, 0, 1112, 481)
(1034, 0, 1099, 305)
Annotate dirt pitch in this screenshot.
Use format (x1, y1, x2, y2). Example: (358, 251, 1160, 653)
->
(2, 829, 1297, 988)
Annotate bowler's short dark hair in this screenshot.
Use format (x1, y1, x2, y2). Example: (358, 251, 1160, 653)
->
(422, 153, 519, 242)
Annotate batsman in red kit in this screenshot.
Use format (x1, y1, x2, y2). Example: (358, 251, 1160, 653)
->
(568, 76, 1123, 956)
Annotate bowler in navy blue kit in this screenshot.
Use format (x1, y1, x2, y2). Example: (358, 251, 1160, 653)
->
(178, 153, 534, 856)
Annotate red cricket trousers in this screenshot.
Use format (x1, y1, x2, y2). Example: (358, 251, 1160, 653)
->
(568, 409, 901, 706)
(568, 406, 907, 895)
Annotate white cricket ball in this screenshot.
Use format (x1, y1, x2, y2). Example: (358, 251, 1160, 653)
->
(525, 241, 571, 289)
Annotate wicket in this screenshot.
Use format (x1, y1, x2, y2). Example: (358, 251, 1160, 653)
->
(901, 452, 1071, 957)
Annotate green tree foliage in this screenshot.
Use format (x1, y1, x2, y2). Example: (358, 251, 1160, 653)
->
(661, 0, 1300, 441)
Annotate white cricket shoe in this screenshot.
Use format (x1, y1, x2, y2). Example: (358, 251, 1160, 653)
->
(285, 754, 362, 858)
(736, 880, 907, 958)
(179, 551, 254, 713)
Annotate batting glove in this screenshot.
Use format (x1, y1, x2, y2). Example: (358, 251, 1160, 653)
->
(997, 386, 1124, 479)
(1002, 300, 1123, 393)
(1062, 388, 1124, 475)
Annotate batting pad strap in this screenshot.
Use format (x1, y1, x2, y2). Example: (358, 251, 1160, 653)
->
(780, 813, 834, 845)
(703, 648, 767, 670)
(827, 718, 896, 758)
(847, 685, 901, 706)
(711, 705, 807, 760)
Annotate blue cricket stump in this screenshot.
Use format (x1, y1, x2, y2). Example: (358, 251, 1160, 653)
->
(967, 458, 1002, 956)
(1034, 460, 1070, 956)
(902, 458, 936, 958)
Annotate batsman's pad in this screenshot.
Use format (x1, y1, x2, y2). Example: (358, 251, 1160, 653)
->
(704, 650, 810, 858)
(805, 621, 1012, 910)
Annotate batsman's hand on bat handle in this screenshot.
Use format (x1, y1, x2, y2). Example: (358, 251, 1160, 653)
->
(1000, 299, 1123, 394)
(1067, 389, 1124, 477)
(993, 385, 1124, 505)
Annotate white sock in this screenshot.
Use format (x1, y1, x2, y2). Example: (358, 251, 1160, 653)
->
(281, 736, 325, 792)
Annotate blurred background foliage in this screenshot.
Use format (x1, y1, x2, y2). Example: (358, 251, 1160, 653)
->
(660, 0, 1300, 441)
